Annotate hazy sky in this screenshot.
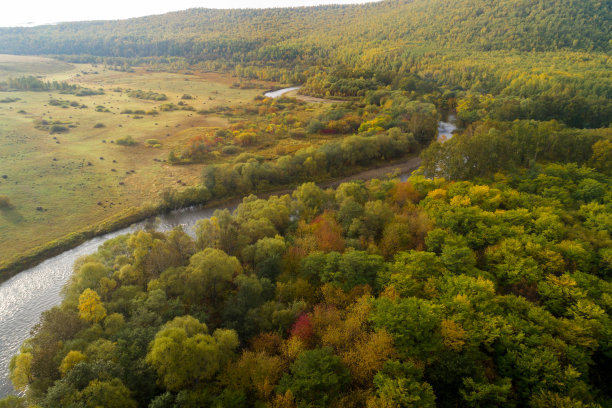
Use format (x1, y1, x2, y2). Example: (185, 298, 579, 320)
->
(1, 0, 379, 27)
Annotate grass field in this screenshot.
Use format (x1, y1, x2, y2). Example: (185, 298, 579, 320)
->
(0, 55, 287, 271)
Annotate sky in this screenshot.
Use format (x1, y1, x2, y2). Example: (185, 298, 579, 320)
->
(0, 0, 379, 27)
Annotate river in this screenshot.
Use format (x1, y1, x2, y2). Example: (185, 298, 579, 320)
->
(0, 88, 456, 397)
(264, 86, 301, 98)
(0, 204, 236, 397)
(438, 113, 457, 142)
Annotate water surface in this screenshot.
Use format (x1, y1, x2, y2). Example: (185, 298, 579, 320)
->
(264, 86, 301, 98)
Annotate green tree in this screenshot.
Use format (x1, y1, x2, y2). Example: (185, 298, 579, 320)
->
(146, 315, 239, 391)
(183, 248, 242, 306)
(277, 348, 350, 408)
(77, 378, 137, 408)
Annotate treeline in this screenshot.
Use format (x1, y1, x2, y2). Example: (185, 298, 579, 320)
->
(421, 119, 612, 180)
(0, 76, 103, 96)
(201, 128, 418, 198)
(4, 160, 611, 407)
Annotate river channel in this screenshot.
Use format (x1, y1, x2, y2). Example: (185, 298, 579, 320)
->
(0, 88, 456, 397)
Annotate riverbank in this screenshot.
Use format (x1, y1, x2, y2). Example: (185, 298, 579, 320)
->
(0, 155, 422, 283)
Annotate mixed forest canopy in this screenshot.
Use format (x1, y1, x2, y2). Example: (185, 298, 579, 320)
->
(0, 0, 611, 406)
(5, 165, 612, 407)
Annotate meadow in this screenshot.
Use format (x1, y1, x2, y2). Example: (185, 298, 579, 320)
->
(0, 55, 384, 277)
(0, 55, 286, 274)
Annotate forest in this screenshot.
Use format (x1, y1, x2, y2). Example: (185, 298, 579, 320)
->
(0, 0, 610, 406)
(4, 159, 612, 407)
(0, 0, 610, 131)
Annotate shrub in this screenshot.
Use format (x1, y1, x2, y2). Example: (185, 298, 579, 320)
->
(290, 128, 307, 139)
(127, 89, 167, 101)
(181, 94, 193, 100)
(235, 131, 258, 146)
(93, 123, 105, 128)
(50, 125, 68, 134)
(307, 119, 324, 134)
(0, 195, 13, 209)
(116, 136, 137, 146)
(146, 139, 161, 146)
(222, 145, 240, 155)
(75, 88, 104, 96)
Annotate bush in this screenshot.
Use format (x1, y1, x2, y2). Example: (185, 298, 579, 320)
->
(181, 94, 193, 100)
(50, 125, 68, 134)
(222, 145, 240, 155)
(127, 89, 167, 101)
(290, 128, 307, 139)
(93, 123, 105, 128)
(0, 195, 13, 209)
(146, 139, 161, 146)
(75, 88, 103, 96)
(307, 119, 324, 134)
(116, 136, 137, 146)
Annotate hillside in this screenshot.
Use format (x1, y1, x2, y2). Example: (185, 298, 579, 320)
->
(0, 0, 609, 60)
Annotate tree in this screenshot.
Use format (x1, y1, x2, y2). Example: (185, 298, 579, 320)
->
(277, 348, 350, 408)
(78, 289, 107, 323)
(9, 353, 32, 391)
(77, 379, 137, 408)
(370, 297, 443, 362)
(146, 315, 239, 391)
(589, 139, 612, 174)
(0, 396, 25, 408)
(367, 361, 436, 408)
(59, 351, 87, 376)
(183, 248, 242, 306)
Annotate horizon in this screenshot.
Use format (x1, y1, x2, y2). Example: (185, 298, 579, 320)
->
(0, 0, 379, 27)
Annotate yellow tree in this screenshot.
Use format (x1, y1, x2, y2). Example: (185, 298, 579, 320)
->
(9, 352, 32, 391)
(78, 288, 107, 324)
(59, 350, 87, 376)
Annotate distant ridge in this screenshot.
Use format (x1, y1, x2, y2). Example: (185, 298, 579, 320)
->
(0, 0, 608, 59)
